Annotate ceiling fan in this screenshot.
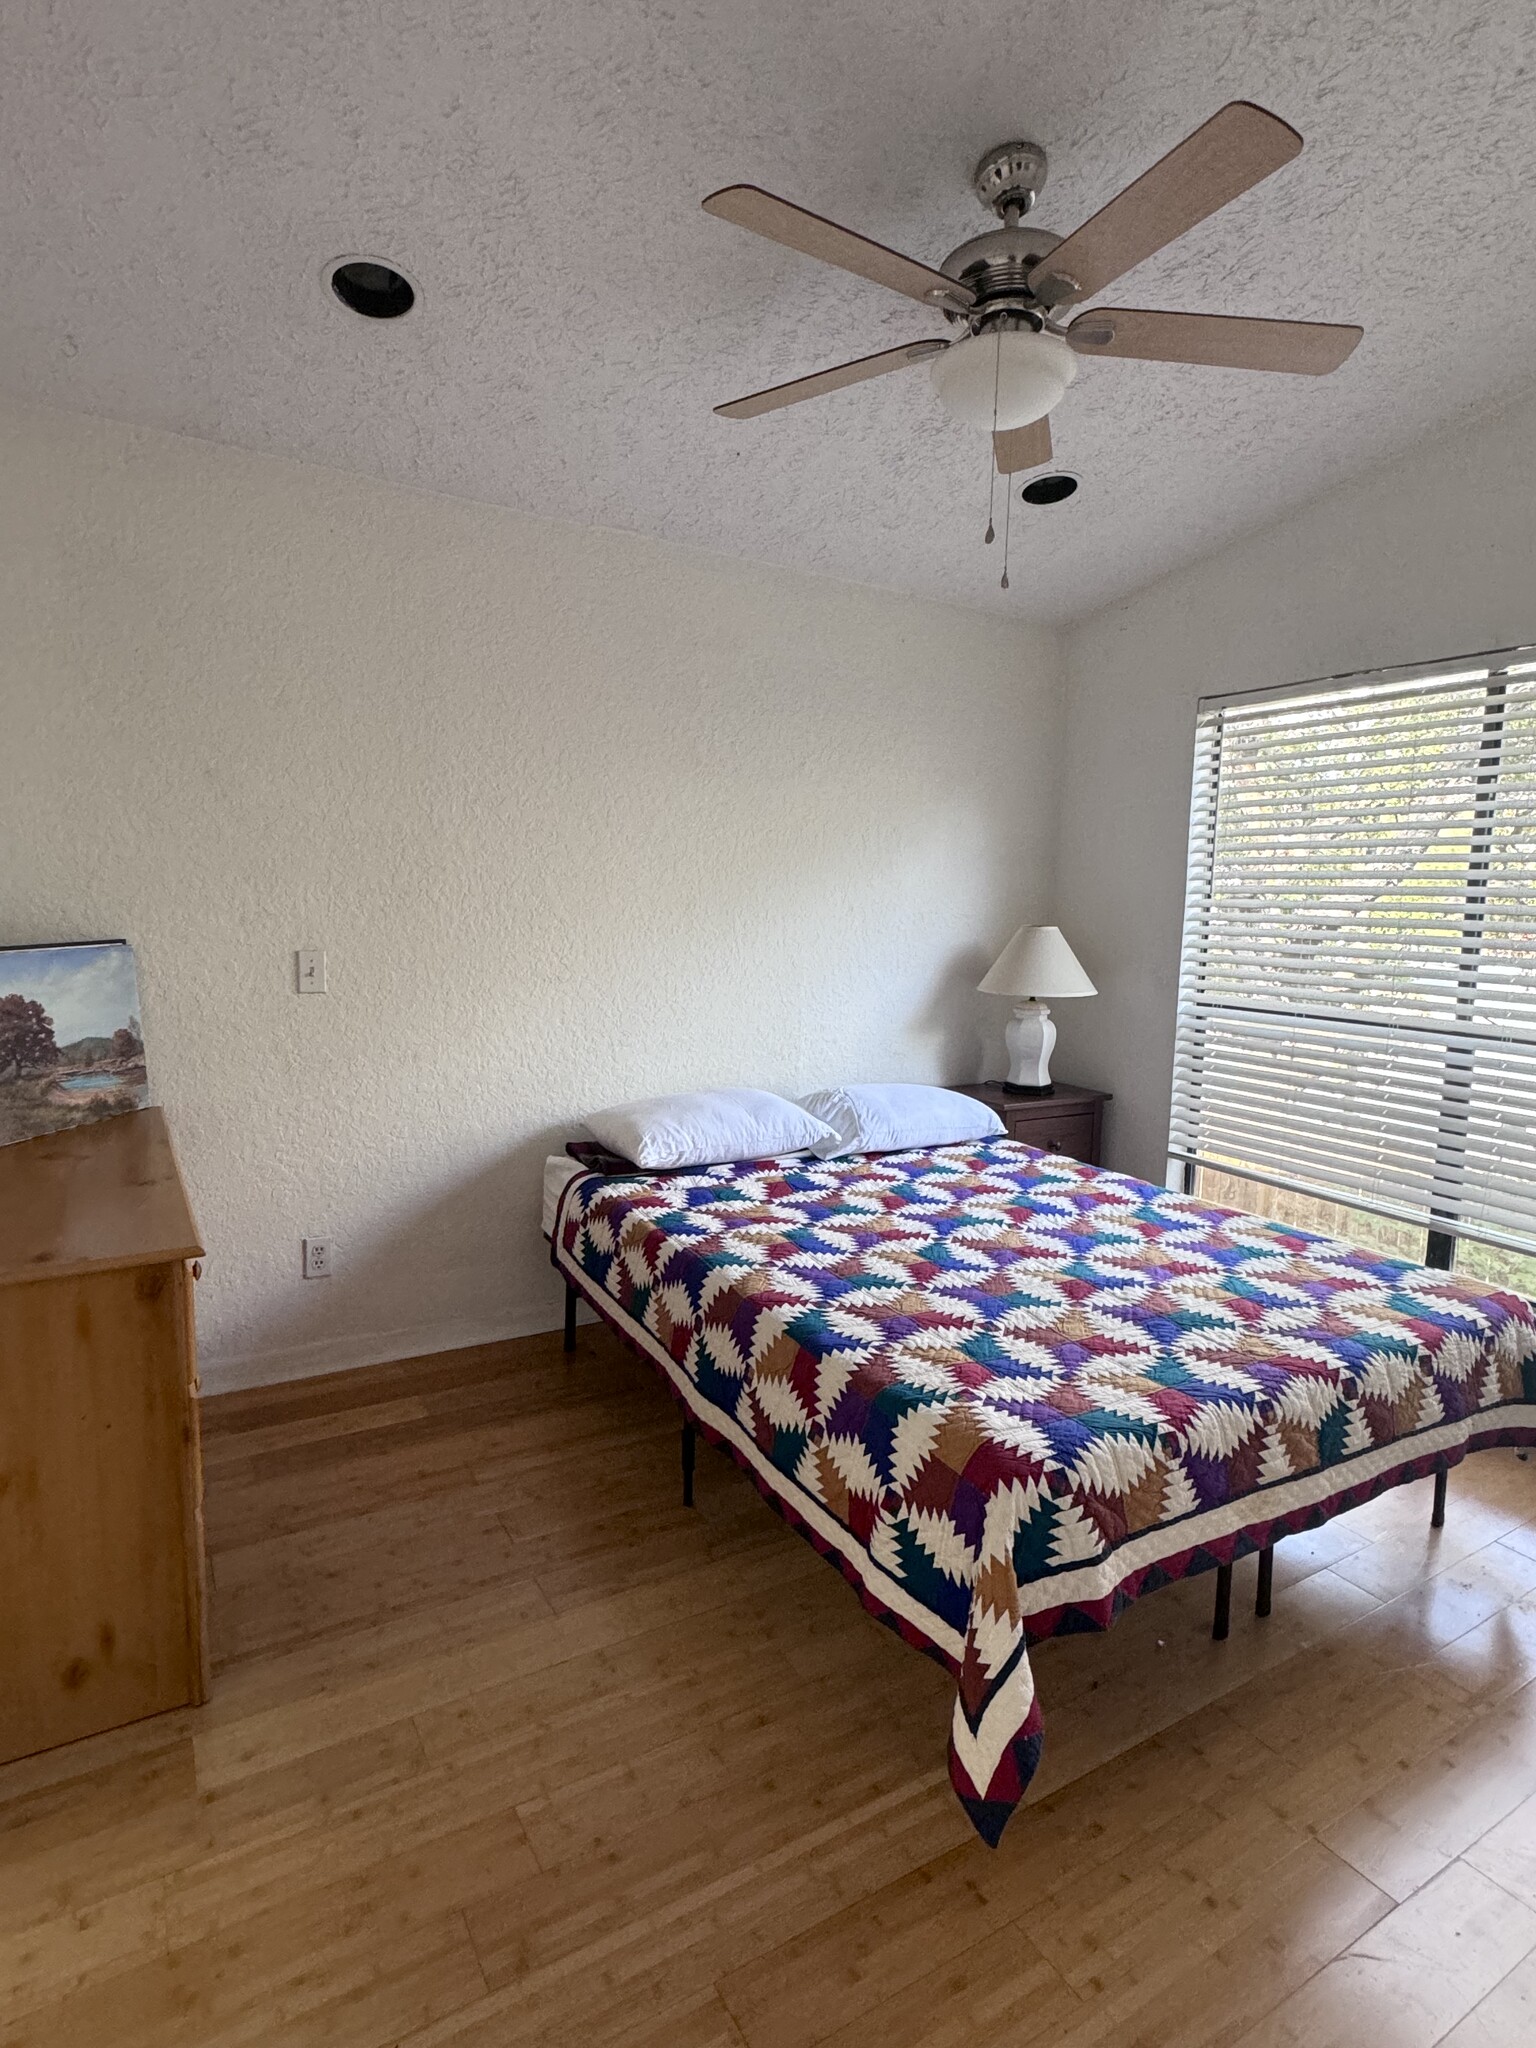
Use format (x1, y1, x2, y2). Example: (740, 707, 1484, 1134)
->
(703, 102, 1363, 492)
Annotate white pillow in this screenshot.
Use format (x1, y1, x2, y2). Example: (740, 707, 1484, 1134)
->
(584, 1088, 840, 1171)
(798, 1083, 1005, 1159)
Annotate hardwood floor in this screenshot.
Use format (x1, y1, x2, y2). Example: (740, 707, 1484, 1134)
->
(3, 1323, 1536, 2046)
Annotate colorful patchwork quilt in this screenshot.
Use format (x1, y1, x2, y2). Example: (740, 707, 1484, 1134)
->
(552, 1139, 1536, 1844)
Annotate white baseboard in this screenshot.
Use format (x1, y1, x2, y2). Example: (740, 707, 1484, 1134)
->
(198, 1298, 596, 1396)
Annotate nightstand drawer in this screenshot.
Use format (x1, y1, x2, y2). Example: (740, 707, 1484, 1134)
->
(1004, 1108, 1097, 1162)
(955, 1081, 1109, 1168)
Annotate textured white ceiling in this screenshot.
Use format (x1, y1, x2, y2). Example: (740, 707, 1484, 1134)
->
(5, 0, 1535, 621)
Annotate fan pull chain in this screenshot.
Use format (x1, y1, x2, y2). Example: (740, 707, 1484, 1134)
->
(1000, 476, 1012, 591)
(984, 326, 1002, 544)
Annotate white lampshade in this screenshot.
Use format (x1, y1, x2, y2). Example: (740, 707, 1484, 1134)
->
(978, 925, 1096, 999)
(930, 327, 1077, 430)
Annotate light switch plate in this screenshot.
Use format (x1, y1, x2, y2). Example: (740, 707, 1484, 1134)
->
(296, 948, 327, 994)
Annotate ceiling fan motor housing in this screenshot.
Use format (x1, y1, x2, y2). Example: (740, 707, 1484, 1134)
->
(940, 224, 1065, 325)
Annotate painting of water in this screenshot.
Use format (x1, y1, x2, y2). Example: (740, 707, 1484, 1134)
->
(0, 941, 150, 1148)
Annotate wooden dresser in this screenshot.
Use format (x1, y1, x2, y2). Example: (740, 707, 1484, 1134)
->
(958, 1080, 1111, 1166)
(0, 1107, 208, 1765)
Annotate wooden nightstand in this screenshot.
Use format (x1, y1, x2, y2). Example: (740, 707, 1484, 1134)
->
(956, 1081, 1111, 1167)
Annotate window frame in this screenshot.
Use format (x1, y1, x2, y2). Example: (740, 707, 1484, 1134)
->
(1167, 640, 1536, 1280)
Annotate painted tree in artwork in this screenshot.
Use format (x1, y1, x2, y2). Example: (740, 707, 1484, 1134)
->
(0, 994, 59, 1079)
(112, 1022, 143, 1060)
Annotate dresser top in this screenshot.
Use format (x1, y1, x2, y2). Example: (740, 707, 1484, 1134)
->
(0, 1107, 203, 1288)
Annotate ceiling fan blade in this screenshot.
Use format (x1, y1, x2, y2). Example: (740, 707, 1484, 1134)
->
(714, 340, 948, 420)
(994, 418, 1053, 473)
(1030, 102, 1302, 305)
(1068, 306, 1363, 374)
(703, 185, 974, 310)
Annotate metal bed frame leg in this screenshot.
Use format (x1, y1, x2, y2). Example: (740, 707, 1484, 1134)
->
(1255, 1544, 1274, 1619)
(681, 1420, 696, 1508)
(1432, 1465, 1448, 1529)
(1211, 1562, 1233, 1641)
(563, 1283, 577, 1353)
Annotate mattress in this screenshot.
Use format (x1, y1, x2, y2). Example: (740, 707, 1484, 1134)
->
(542, 1154, 588, 1238)
(551, 1138, 1536, 1844)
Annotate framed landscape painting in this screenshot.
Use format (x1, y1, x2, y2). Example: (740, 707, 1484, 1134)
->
(0, 941, 150, 1148)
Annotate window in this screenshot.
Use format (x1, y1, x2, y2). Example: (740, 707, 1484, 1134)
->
(1168, 645, 1536, 1277)
(1188, 1165, 1427, 1262)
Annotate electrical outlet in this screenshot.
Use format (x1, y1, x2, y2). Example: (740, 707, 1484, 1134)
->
(302, 1237, 333, 1279)
(296, 949, 327, 994)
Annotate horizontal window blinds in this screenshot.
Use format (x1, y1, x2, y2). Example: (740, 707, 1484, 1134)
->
(1169, 650, 1536, 1255)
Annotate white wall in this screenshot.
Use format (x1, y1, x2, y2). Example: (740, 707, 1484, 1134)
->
(4, 400, 1062, 1388)
(1053, 386, 1536, 1184)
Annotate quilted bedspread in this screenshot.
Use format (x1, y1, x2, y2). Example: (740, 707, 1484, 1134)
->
(553, 1138, 1536, 1843)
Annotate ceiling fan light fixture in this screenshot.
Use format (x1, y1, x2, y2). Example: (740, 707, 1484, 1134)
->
(929, 327, 1076, 430)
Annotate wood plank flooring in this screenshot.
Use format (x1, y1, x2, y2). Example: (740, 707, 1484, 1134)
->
(3, 1323, 1535, 2046)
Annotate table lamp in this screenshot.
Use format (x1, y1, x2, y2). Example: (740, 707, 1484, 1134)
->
(978, 925, 1096, 1095)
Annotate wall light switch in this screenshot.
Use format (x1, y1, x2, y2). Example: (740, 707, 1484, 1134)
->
(296, 949, 327, 995)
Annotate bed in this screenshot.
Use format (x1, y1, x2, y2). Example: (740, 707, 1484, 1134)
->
(546, 1136, 1536, 1844)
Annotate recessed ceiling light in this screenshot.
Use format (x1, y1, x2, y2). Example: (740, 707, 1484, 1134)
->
(1020, 472, 1079, 506)
(326, 258, 416, 320)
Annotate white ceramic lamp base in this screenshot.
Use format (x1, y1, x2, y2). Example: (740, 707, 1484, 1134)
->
(1004, 1000, 1056, 1095)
